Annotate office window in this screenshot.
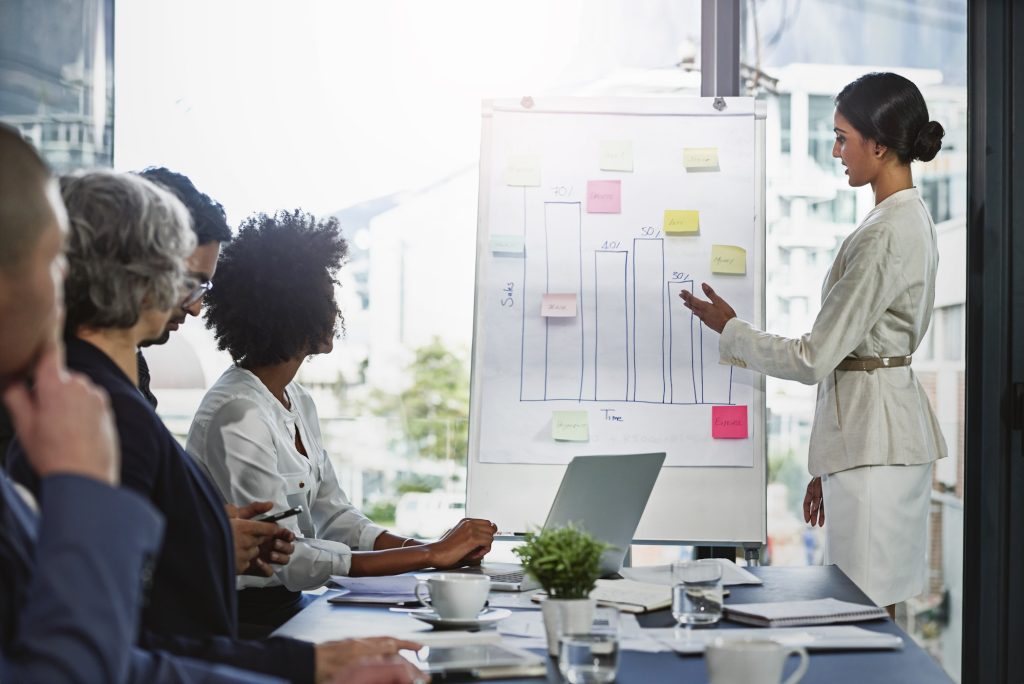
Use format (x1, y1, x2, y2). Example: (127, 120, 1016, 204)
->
(921, 176, 953, 223)
(779, 93, 791, 153)
(808, 94, 839, 172)
(941, 304, 964, 362)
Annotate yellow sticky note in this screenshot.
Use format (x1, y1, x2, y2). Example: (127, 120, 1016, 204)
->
(599, 141, 633, 172)
(711, 245, 747, 275)
(664, 210, 700, 235)
(552, 411, 589, 442)
(505, 155, 541, 186)
(683, 147, 720, 171)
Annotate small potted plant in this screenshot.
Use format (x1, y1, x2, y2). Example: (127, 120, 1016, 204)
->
(513, 523, 612, 655)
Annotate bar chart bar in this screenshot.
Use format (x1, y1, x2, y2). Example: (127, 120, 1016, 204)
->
(594, 251, 628, 400)
(544, 202, 584, 400)
(667, 281, 699, 403)
(519, 190, 546, 400)
(632, 238, 665, 402)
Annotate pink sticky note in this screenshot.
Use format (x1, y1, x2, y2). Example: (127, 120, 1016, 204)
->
(541, 293, 578, 317)
(586, 180, 621, 213)
(712, 405, 748, 439)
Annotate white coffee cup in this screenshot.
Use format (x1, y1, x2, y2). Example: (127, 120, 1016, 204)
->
(705, 638, 809, 684)
(414, 573, 490, 620)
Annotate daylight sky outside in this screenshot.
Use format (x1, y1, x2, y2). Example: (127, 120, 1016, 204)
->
(114, 0, 699, 223)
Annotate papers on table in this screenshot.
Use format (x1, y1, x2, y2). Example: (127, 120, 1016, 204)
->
(619, 559, 763, 587)
(499, 611, 671, 653)
(648, 625, 903, 654)
(724, 598, 888, 627)
(327, 574, 419, 605)
(486, 590, 544, 610)
(330, 574, 420, 594)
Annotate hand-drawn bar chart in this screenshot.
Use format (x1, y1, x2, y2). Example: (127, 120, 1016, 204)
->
(519, 214, 734, 406)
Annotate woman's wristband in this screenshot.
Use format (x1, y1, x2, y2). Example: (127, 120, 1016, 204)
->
(401, 537, 417, 548)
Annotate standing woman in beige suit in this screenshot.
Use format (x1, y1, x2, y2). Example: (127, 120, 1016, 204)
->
(681, 72, 947, 611)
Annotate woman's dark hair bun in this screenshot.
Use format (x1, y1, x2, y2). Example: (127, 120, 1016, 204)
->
(835, 72, 943, 165)
(912, 121, 944, 162)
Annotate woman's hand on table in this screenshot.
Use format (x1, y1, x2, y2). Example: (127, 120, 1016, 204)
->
(679, 283, 737, 334)
(427, 518, 498, 569)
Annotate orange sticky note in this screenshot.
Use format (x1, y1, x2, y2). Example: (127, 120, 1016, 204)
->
(712, 405, 748, 439)
(541, 293, 577, 317)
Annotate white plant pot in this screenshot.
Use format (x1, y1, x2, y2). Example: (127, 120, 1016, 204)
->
(540, 597, 595, 656)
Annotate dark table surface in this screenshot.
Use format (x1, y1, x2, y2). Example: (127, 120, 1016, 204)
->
(276, 565, 955, 683)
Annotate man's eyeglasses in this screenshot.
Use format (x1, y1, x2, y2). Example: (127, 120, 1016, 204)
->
(182, 280, 213, 309)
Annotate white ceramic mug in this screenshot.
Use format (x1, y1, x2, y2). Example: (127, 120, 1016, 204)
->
(705, 638, 809, 684)
(414, 573, 490, 620)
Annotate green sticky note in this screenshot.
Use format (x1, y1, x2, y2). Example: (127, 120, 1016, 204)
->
(491, 234, 525, 255)
(710, 245, 747, 274)
(683, 147, 720, 171)
(664, 210, 700, 235)
(505, 155, 542, 186)
(599, 141, 633, 172)
(552, 411, 589, 442)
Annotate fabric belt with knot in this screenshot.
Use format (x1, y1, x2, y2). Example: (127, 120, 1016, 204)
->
(836, 355, 912, 371)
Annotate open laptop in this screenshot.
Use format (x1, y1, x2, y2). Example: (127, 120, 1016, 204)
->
(467, 452, 666, 591)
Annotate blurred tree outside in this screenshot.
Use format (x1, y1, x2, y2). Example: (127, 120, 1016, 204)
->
(365, 337, 471, 465)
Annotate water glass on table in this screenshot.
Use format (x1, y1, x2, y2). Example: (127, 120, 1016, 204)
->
(558, 606, 620, 684)
(672, 559, 724, 625)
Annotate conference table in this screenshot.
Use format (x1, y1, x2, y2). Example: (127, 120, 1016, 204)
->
(274, 566, 954, 683)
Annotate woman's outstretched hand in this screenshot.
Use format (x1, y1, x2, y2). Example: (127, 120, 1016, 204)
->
(679, 283, 736, 334)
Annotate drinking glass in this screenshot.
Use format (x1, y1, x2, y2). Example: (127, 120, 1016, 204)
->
(558, 606, 620, 684)
(672, 559, 724, 625)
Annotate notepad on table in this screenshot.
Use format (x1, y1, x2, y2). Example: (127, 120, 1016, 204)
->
(649, 625, 903, 654)
(724, 598, 888, 627)
(589, 579, 672, 614)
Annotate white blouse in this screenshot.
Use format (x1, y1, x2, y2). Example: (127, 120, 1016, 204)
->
(719, 187, 947, 476)
(186, 365, 385, 591)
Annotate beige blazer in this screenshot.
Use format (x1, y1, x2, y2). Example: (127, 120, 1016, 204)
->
(720, 187, 947, 476)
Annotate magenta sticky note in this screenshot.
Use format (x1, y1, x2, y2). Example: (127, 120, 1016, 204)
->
(712, 405, 748, 439)
(586, 180, 621, 214)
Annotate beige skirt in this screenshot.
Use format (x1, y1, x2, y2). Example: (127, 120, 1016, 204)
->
(820, 462, 933, 607)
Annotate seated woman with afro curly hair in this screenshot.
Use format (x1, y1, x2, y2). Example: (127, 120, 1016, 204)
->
(187, 210, 498, 634)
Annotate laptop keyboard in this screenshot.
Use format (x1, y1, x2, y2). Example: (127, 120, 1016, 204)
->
(482, 569, 525, 583)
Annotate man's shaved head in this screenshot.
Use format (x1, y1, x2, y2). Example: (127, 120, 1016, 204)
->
(0, 124, 53, 272)
(0, 124, 67, 384)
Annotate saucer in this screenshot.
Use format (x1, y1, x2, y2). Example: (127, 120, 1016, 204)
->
(407, 607, 512, 630)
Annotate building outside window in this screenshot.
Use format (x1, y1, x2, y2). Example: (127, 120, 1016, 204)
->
(0, 0, 114, 172)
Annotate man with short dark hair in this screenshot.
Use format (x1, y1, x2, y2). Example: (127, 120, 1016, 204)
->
(136, 166, 233, 407)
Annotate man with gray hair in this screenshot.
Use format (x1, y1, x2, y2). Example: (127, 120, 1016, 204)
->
(0, 125, 283, 682)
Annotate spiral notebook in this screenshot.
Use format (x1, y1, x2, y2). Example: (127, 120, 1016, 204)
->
(723, 598, 887, 627)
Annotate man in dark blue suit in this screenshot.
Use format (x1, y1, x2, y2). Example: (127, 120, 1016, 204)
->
(0, 126, 288, 683)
